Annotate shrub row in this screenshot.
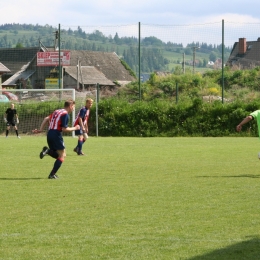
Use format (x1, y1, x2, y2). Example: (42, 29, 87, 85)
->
(1, 99, 259, 137)
(89, 98, 260, 137)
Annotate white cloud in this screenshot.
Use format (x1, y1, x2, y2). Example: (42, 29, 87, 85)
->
(1, 0, 260, 47)
(204, 13, 260, 24)
(1, 0, 260, 27)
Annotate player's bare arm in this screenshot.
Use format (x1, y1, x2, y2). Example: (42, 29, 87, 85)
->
(62, 125, 80, 133)
(236, 115, 253, 132)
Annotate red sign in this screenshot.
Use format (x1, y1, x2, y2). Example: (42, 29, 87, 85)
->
(37, 51, 71, 66)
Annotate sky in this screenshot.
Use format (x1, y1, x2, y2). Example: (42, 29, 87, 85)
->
(1, 0, 260, 46)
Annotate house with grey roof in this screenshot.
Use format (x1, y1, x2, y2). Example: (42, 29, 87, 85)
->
(226, 37, 260, 69)
(0, 47, 135, 89)
(0, 47, 38, 86)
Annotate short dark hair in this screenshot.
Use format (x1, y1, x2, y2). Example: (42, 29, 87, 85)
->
(64, 99, 75, 108)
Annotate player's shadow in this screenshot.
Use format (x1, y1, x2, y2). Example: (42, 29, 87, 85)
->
(197, 174, 260, 178)
(187, 237, 260, 260)
(0, 178, 43, 180)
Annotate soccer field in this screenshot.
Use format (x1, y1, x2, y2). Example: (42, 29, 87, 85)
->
(1, 137, 260, 259)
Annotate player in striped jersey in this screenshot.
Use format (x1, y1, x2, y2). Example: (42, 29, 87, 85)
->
(32, 99, 80, 179)
(73, 98, 93, 155)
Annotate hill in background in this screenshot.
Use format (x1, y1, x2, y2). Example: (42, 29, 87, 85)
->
(0, 23, 231, 75)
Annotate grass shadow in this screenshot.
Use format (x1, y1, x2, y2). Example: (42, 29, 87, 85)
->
(0, 178, 43, 180)
(188, 237, 260, 260)
(197, 174, 260, 178)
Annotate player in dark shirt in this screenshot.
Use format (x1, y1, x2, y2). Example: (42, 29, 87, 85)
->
(4, 103, 20, 138)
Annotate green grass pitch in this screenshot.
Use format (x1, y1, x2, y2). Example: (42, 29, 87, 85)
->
(1, 136, 260, 259)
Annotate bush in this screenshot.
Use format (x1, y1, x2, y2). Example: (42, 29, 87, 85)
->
(88, 98, 260, 137)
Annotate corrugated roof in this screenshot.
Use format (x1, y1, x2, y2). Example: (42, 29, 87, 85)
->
(64, 66, 114, 86)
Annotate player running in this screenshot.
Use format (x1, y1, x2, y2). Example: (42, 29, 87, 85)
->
(73, 98, 93, 155)
(32, 99, 80, 179)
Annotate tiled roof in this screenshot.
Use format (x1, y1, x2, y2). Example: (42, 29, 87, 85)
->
(227, 39, 260, 68)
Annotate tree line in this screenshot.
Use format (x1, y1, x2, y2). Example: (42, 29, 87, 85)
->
(0, 23, 232, 73)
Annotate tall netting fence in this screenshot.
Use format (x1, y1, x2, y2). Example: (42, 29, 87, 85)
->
(60, 21, 260, 83)
(140, 22, 223, 75)
(60, 22, 223, 77)
(0, 89, 81, 136)
(1, 21, 260, 136)
(224, 21, 260, 68)
(1, 21, 260, 103)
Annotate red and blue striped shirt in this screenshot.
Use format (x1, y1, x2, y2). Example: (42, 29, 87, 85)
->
(73, 106, 90, 126)
(49, 109, 69, 132)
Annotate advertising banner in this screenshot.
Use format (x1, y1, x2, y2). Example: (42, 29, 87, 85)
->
(45, 78, 60, 89)
(37, 51, 70, 66)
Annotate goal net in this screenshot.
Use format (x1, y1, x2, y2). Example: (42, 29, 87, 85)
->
(0, 88, 94, 137)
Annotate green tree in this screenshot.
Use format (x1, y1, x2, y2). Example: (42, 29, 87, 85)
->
(16, 42, 23, 48)
(142, 36, 163, 46)
(209, 51, 217, 62)
(184, 48, 192, 55)
(114, 32, 121, 44)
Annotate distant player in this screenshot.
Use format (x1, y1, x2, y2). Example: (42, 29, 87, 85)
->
(32, 99, 80, 179)
(4, 103, 20, 138)
(73, 98, 93, 155)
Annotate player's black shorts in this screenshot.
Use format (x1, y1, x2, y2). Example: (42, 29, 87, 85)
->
(6, 120, 16, 127)
(75, 128, 84, 136)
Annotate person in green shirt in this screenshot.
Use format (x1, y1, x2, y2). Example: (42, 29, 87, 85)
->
(236, 110, 260, 135)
